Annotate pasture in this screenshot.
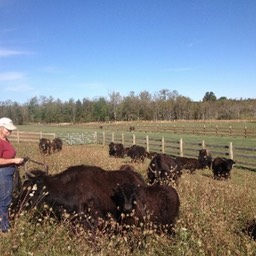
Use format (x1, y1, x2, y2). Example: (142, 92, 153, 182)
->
(1, 142, 256, 256)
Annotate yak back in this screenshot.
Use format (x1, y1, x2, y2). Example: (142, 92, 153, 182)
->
(212, 157, 235, 179)
(126, 145, 147, 162)
(109, 142, 126, 158)
(19, 164, 146, 219)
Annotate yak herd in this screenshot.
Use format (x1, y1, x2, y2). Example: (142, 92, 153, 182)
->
(9, 139, 255, 241)
(39, 137, 63, 155)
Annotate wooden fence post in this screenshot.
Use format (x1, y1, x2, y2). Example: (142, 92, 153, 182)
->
(202, 140, 205, 149)
(146, 135, 149, 152)
(229, 126, 232, 137)
(94, 132, 97, 144)
(82, 133, 84, 144)
(133, 134, 136, 145)
(229, 142, 233, 159)
(161, 137, 165, 153)
(121, 133, 124, 144)
(244, 126, 247, 138)
(203, 125, 206, 135)
(67, 133, 71, 145)
(180, 138, 183, 157)
(17, 130, 20, 143)
(103, 132, 105, 146)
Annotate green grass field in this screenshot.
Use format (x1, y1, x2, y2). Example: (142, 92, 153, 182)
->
(1, 143, 256, 256)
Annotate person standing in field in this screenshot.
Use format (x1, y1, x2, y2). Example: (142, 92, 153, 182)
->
(0, 117, 24, 233)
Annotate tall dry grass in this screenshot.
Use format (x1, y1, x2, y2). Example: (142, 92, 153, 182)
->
(1, 143, 255, 256)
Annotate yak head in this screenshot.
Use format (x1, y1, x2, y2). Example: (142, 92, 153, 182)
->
(113, 183, 140, 214)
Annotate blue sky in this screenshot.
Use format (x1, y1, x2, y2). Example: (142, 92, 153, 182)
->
(1, 0, 255, 104)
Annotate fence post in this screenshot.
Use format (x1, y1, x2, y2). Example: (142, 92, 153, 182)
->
(146, 135, 149, 152)
(94, 132, 97, 144)
(203, 125, 206, 135)
(202, 140, 205, 149)
(112, 132, 114, 142)
(180, 138, 183, 157)
(103, 132, 105, 146)
(216, 125, 218, 136)
(17, 130, 20, 143)
(229, 126, 232, 137)
(161, 137, 165, 153)
(133, 134, 136, 145)
(68, 133, 71, 145)
(229, 142, 233, 159)
(244, 126, 247, 138)
(173, 125, 176, 134)
(81, 133, 84, 144)
(121, 133, 124, 144)
(40, 131, 43, 139)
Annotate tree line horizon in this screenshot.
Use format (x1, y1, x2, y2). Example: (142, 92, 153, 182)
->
(1, 90, 256, 125)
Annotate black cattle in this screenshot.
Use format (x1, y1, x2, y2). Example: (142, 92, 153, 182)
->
(147, 153, 182, 185)
(212, 157, 235, 179)
(198, 149, 212, 169)
(51, 138, 63, 153)
(39, 138, 51, 155)
(129, 126, 135, 132)
(109, 142, 126, 158)
(243, 219, 256, 240)
(112, 183, 180, 234)
(14, 164, 146, 229)
(169, 149, 212, 174)
(126, 144, 147, 162)
(174, 156, 206, 174)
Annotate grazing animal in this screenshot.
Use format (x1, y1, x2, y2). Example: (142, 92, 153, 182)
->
(126, 144, 147, 162)
(14, 164, 146, 229)
(112, 183, 180, 234)
(174, 156, 207, 174)
(39, 138, 51, 155)
(243, 219, 256, 240)
(147, 153, 182, 185)
(51, 138, 63, 153)
(129, 126, 135, 132)
(109, 142, 126, 158)
(212, 157, 235, 179)
(198, 149, 212, 169)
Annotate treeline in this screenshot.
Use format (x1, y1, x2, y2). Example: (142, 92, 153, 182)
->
(1, 90, 256, 124)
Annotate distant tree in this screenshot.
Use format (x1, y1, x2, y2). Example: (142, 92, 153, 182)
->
(203, 91, 217, 102)
(108, 91, 122, 121)
(121, 91, 140, 120)
(75, 99, 83, 122)
(93, 97, 109, 121)
(138, 91, 153, 120)
(27, 97, 41, 122)
(218, 96, 227, 101)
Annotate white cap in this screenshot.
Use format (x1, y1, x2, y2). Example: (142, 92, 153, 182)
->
(0, 117, 17, 130)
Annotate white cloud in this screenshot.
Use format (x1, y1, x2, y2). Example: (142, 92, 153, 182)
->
(0, 48, 32, 57)
(5, 83, 34, 92)
(0, 72, 25, 81)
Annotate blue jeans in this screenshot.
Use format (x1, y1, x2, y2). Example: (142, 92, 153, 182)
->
(0, 166, 16, 232)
